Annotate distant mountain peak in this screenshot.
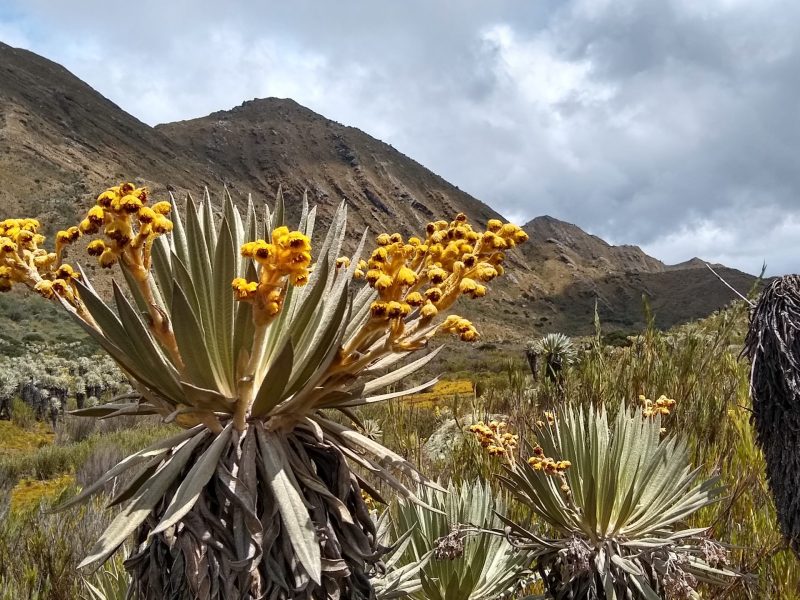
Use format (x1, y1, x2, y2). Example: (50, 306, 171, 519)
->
(155, 97, 501, 234)
(523, 215, 665, 275)
(0, 44, 759, 338)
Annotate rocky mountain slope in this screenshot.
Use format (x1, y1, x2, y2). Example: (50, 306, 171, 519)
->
(510, 216, 756, 333)
(0, 41, 757, 341)
(156, 99, 500, 237)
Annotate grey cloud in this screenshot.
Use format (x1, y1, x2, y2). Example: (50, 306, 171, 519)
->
(2, 0, 799, 275)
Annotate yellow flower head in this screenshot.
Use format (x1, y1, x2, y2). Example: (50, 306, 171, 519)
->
(0, 237, 17, 254)
(487, 219, 503, 233)
(117, 195, 144, 214)
(279, 231, 311, 251)
(87, 205, 105, 224)
(232, 277, 259, 301)
(405, 291, 425, 306)
(364, 270, 381, 286)
(374, 274, 393, 292)
(420, 302, 438, 319)
(270, 226, 290, 245)
(51, 278, 71, 295)
(386, 301, 410, 319)
(369, 247, 388, 266)
(460, 329, 479, 342)
(425, 287, 443, 303)
(394, 266, 418, 287)
(55, 264, 79, 280)
(370, 300, 389, 320)
(33, 253, 57, 269)
(482, 231, 506, 250)
(34, 280, 54, 298)
(99, 248, 118, 268)
(97, 189, 117, 208)
(137, 206, 157, 224)
(500, 223, 519, 237)
(152, 201, 172, 215)
(475, 263, 498, 282)
(104, 222, 131, 246)
(151, 216, 173, 234)
(16, 229, 36, 248)
(290, 272, 309, 286)
(79, 219, 99, 235)
(87, 240, 106, 257)
(427, 267, 448, 285)
(56, 226, 81, 245)
(459, 278, 478, 294)
(242, 240, 272, 260)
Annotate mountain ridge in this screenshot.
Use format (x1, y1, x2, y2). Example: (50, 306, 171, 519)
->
(0, 41, 757, 340)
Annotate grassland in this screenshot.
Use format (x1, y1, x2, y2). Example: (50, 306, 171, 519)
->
(0, 300, 797, 598)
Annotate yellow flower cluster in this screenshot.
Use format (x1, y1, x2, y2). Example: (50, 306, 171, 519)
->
(639, 394, 676, 418)
(438, 315, 479, 342)
(0, 218, 81, 305)
(235, 226, 312, 323)
(526, 445, 572, 475)
(468, 420, 519, 458)
(357, 213, 528, 343)
(535, 411, 556, 428)
(74, 183, 173, 275)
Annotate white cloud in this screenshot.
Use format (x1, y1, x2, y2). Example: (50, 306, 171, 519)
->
(0, 22, 30, 48)
(1, 0, 799, 276)
(642, 211, 800, 275)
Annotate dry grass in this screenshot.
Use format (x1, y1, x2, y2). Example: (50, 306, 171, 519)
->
(0, 420, 53, 455)
(9, 474, 74, 513)
(401, 379, 474, 407)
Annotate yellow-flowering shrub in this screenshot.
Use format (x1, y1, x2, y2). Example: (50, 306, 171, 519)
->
(639, 393, 676, 417)
(0, 218, 81, 306)
(468, 419, 519, 465)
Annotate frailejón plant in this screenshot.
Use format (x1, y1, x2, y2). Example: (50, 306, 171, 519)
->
(526, 333, 576, 383)
(498, 404, 737, 599)
(388, 480, 531, 600)
(0, 183, 528, 599)
(743, 274, 800, 557)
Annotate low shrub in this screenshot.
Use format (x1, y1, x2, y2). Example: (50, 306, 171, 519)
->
(10, 398, 36, 430)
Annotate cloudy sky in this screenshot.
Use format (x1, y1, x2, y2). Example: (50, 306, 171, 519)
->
(1, 0, 798, 275)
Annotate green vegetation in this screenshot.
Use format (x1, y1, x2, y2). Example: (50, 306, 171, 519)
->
(1, 300, 798, 598)
(0, 183, 796, 598)
(0, 292, 89, 355)
(0, 421, 177, 600)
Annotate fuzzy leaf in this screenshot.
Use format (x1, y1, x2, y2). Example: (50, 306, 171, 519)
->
(256, 428, 322, 584)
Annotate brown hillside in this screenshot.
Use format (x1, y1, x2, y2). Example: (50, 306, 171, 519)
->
(155, 98, 502, 236)
(0, 42, 758, 342)
(509, 216, 756, 335)
(0, 42, 214, 229)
